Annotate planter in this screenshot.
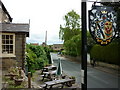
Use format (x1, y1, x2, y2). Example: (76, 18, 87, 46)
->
(69, 76, 76, 84)
(5, 73, 18, 80)
(71, 79, 75, 84)
(2, 82, 8, 88)
(14, 76, 24, 85)
(62, 75, 66, 79)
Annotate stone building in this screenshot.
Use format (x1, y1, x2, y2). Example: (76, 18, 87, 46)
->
(31, 43, 39, 46)
(52, 44, 63, 51)
(41, 42, 47, 47)
(0, 1, 29, 70)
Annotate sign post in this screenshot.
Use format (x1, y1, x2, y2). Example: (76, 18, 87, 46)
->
(81, 1, 87, 90)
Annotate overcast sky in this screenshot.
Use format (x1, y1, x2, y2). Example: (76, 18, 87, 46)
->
(2, 0, 92, 45)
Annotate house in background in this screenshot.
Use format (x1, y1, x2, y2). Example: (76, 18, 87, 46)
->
(41, 42, 47, 47)
(0, 1, 29, 70)
(52, 44, 63, 51)
(31, 43, 39, 46)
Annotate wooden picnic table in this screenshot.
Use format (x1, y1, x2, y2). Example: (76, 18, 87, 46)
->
(41, 65, 57, 74)
(42, 79, 75, 89)
(41, 70, 57, 81)
(44, 65, 56, 70)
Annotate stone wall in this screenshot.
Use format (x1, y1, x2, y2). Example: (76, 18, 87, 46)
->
(15, 33, 26, 69)
(2, 33, 26, 70)
(0, 9, 10, 23)
(2, 58, 16, 69)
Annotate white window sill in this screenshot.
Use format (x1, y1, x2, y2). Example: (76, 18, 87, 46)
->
(0, 54, 16, 58)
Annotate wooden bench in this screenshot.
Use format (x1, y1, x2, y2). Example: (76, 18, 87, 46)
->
(43, 79, 75, 89)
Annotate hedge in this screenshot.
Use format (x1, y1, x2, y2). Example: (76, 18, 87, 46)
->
(26, 44, 50, 75)
(90, 43, 120, 65)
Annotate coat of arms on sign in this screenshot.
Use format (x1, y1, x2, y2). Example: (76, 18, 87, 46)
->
(89, 6, 117, 45)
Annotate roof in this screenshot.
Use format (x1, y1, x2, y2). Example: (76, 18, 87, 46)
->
(31, 43, 39, 46)
(0, 0, 12, 22)
(53, 44, 63, 47)
(0, 23, 29, 37)
(53, 44, 63, 46)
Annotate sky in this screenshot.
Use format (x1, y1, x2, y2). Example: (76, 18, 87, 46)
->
(2, 0, 92, 45)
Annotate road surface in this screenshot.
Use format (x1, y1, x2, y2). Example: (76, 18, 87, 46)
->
(50, 53, 119, 88)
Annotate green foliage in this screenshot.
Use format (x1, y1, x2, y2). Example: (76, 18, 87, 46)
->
(59, 10, 81, 42)
(26, 48, 37, 72)
(26, 44, 50, 75)
(64, 34, 81, 56)
(43, 47, 51, 64)
(59, 10, 81, 57)
(90, 42, 120, 65)
(87, 31, 96, 53)
(3, 76, 25, 88)
(28, 44, 46, 58)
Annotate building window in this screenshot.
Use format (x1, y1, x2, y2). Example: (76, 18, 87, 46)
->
(0, 33, 15, 57)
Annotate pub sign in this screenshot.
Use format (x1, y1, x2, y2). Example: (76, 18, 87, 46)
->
(89, 6, 117, 45)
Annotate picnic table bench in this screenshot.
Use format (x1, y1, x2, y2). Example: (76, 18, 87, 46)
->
(41, 79, 75, 89)
(41, 65, 57, 74)
(41, 70, 57, 81)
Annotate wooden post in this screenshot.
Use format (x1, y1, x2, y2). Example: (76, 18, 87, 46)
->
(19, 67, 22, 76)
(28, 72, 31, 88)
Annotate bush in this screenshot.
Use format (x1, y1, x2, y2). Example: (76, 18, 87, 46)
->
(43, 47, 52, 64)
(63, 34, 81, 57)
(90, 43, 119, 65)
(26, 44, 49, 75)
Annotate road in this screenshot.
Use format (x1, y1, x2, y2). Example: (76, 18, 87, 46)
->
(50, 53, 119, 88)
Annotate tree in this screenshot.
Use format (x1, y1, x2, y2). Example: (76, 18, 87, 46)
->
(26, 44, 49, 75)
(59, 10, 81, 42)
(87, 31, 96, 53)
(59, 10, 81, 56)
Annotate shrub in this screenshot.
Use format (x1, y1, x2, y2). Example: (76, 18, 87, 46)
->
(43, 47, 52, 64)
(90, 43, 119, 65)
(26, 44, 49, 75)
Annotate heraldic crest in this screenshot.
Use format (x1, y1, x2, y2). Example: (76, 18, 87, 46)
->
(89, 5, 117, 45)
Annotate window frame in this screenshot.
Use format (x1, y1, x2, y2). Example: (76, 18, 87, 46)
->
(0, 33, 16, 57)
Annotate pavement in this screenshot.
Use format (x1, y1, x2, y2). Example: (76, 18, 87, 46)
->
(87, 63, 119, 77)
